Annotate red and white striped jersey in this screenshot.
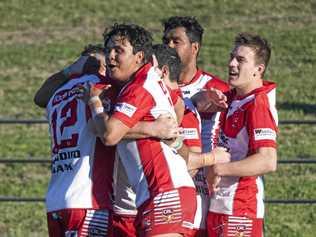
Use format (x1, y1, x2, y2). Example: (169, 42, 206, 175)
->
(179, 69, 229, 152)
(45, 74, 115, 212)
(180, 97, 210, 230)
(209, 81, 278, 218)
(112, 93, 202, 217)
(112, 63, 195, 208)
(181, 97, 202, 148)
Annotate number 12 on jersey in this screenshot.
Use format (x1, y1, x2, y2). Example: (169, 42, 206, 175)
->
(50, 99, 79, 154)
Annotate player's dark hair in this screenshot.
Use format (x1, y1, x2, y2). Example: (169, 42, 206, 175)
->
(80, 44, 105, 75)
(162, 16, 204, 45)
(235, 32, 271, 75)
(152, 44, 182, 83)
(103, 23, 153, 63)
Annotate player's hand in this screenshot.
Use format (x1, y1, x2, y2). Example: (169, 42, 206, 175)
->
(74, 82, 111, 104)
(187, 152, 202, 171)
(64, 54, 101, 77)
(212, 147, 231, 164)
(152, 113, 181, 139)
(206, 165, 222, 193)
(192, 88, 228, 113)
(188, 169, 199, 178)
(209, 175, 221, 193)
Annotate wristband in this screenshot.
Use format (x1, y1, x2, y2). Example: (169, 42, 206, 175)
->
(203, 152, 215, 166)
(88, 96, 104, 118)
(91, 106, 104, 118)
(88, 96, 102, 105)
(170, 137, 183, 150)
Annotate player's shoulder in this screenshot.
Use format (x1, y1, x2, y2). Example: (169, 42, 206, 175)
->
(133, 63, 155, 84)
(253, 81, 276, 106)
(243, 82, 276, 113)
(200, 70, 229, 92)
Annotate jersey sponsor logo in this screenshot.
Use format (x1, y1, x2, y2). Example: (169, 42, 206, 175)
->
(51, 149, 81, 174)
(227, 216, 253, 237)
(115, 102, 137, 117)
(52, 84, 83, 106)
(181, 128, 199, 140)
(254, 128, 276, 141)
(182, 90, 191, 95)
(162, 208, 174, 223)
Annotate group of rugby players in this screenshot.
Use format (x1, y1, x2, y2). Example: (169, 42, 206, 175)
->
(34, 16, 278, 237)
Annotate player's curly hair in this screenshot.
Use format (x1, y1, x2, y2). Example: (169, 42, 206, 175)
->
(235, 32, 271, 73)
(103, 23, 153, 63)
(153, 44, 182, 83)
(162, 16, 204, 45)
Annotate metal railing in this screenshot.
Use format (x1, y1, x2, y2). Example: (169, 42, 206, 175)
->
(0, 157, 315, 203)
(0, 118, 315, 204)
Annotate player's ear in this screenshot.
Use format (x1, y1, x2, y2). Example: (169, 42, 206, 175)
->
(161, 65, 169, 78)
(257, 63, 265, 77)
(192, 42, 200, 56)
(136, 51, 145, 64)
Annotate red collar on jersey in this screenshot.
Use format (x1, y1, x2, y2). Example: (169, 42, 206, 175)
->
(232, 80, 277, 100)
(179, 68, 203, 86)
(132, 63, 152, 83)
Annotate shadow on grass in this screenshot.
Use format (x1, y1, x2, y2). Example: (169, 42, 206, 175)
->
(277, 102, 316, 115)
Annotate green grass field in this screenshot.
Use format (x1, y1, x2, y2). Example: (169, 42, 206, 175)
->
(0, 0, 315, 236)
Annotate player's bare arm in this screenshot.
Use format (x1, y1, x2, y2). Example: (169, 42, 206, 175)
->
(34, 55, 100, 108)
(125, 113, 181, 139)
(78, 83, 181, 141)
(213, 147, 277, 177)
(33, 70, 69, 108)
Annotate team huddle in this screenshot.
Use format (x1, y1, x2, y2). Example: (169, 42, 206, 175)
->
(34, 16, 278, 237)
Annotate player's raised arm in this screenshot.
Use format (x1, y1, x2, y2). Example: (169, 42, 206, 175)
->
(34, 45, 105, 108)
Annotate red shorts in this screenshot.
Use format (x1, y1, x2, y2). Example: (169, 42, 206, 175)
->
(192, 229, 207, 237)
(47, 208, 112, 237)
(138, 187, 197, 237)
(207, 212, 263, 237)
(112, 213, 138, 237)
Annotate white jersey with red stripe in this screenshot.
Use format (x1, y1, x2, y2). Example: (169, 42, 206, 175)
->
(112, 63, 195, 208)
(209, 81, 278, 218)
(179, 69, 229, 152)
(45, 74, 115, 212)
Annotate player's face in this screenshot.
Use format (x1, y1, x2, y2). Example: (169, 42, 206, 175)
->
(163, 27, 196, 69)
(105, 36, 143, 83)
(228, 45, 260, 90)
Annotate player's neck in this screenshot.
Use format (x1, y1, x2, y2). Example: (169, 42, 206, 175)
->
(236, 78, 263, 96)
(179, 62, 197, 85)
